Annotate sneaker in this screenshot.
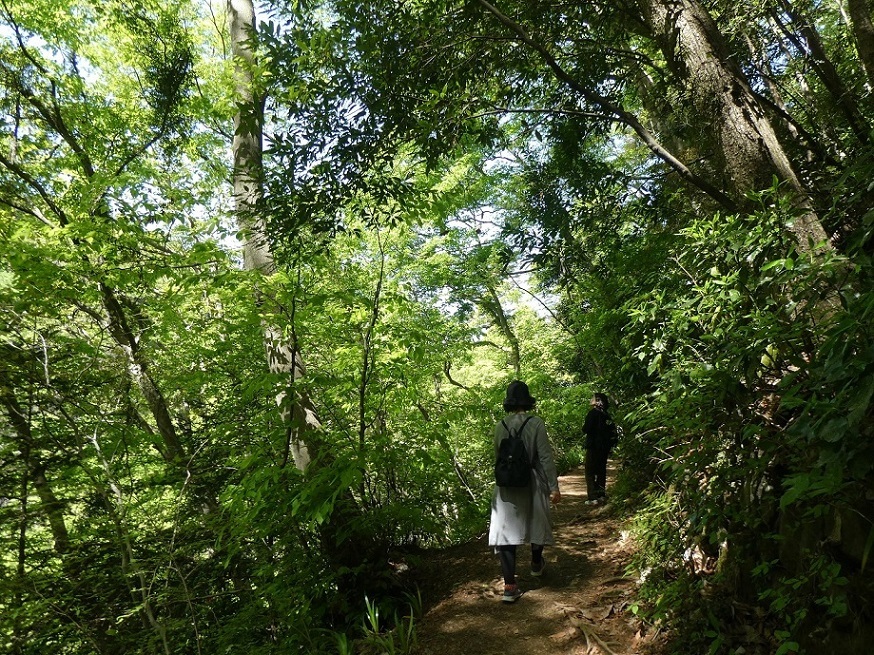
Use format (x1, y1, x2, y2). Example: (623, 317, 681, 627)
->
(530, 560, 545, 577)
(502, 584, 522, 603)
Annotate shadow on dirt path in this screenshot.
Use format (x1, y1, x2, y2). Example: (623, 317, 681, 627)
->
(412, 466, 658, 655)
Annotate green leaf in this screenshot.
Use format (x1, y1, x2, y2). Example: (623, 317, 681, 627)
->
(780, 475, 810, 509)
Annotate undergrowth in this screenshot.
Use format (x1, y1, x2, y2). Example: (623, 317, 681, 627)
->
(617, 198, 874, 654)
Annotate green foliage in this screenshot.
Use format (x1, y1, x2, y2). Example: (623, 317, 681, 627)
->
(356, 593, 420, 655)
(3, 0, 873, 653)
(613, 191, 874, 652)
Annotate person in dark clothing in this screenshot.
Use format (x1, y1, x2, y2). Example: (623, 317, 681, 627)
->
(582, 393, 616, 505)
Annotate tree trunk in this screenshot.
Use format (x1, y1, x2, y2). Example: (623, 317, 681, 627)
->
(637, 0, 830, 251)
(476, 0, 739, 212)
(228, 0, 317, 470)
(772, 1, 868, 143)
(14, 452, 26, 655)
(90, 433, 172, 655)
(227, 3, 383, 615)
(1, 365, 124, 653)
(99, 283, 186, 464)
(846, 0, 874, 88)
(358, 234, 385, 458)
(742, 31, 816, 163)
(1, 49, 190, 467)
(482, 285, 522, 377)
(0, 377, 70, 554)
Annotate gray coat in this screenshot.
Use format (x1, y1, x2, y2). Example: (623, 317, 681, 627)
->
(488, 412, 560, 547)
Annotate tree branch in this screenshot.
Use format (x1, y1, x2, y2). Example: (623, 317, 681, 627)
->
(0, 60, 96, 177)
(0, 194, 58, 227)
(443, 361, 471, 391)
(0, 152, 70, 225)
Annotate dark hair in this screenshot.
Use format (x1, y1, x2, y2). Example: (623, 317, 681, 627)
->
(503, 380, 536, 413)
(593, 393, 610, 411)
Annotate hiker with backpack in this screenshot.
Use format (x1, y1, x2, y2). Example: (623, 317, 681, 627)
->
(488, 380, 561, 603)
(583, 392, 618, 505)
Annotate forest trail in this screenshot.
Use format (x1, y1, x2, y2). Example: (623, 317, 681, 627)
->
(412, 467, 659, 655)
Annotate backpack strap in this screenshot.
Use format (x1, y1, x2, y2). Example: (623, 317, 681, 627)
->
(502, 416, 533, 437)
(519, 416, 533, 435)
(520, 416, 534, 464)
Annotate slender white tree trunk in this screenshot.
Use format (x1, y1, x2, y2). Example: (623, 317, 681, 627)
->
(228, 0, 316, 470)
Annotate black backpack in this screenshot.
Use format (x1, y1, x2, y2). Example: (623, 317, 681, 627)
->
(607, 417, 619, 450)
(494, 416, 533, 487)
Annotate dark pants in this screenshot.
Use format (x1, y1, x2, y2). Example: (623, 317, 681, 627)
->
(585, 447, 609, 499)
(498, 544, 544, 585)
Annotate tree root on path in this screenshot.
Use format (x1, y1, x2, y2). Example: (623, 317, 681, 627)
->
(560, 606, 621, 655)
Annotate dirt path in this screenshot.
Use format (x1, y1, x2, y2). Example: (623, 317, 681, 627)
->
(412, 467, 655, 655)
